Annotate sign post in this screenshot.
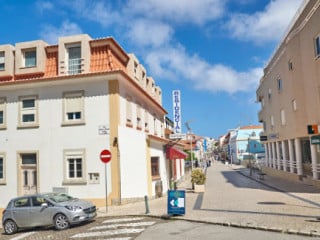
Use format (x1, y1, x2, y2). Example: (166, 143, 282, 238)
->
(100, 149, 112, 213)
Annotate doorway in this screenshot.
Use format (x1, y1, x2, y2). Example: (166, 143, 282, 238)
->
(19, 153, 38, 195)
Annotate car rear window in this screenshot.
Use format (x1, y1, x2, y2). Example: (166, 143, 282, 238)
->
(14, 197, 30, 207)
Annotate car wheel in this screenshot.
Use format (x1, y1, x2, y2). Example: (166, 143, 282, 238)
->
(54, 213, 70, 230)
(4, 219, 18, 235)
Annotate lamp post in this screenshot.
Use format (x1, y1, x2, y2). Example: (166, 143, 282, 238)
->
(185, 121, 193, 171)
(247, 131, 256, 176)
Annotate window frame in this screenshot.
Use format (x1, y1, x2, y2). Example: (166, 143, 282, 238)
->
(280, 109, 286, 126)
(268, 88, 272, 100)
(63, 149, 86, 185)
(0, 153, 6, 185)
(270, 115, 274, 129)
(66, 44, 82, 75)
(126, 96, 133, 127)
(292, 99, 297, 112)
(62, 91, 85, 126)
(23, 48, 37, 68)
(288, 60, 293, 71)
(136, 103, 142, 130)
(315, 35, 320, 58)
(277, 78, 283, 92)
(0, 97, 6, 129)
(18, 95, 39, 129)
(0, 51, 4, 71)
(144, 109, 149, 131)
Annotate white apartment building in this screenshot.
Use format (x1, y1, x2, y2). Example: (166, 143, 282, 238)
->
(0, 34, 185, 210)
(256, 0, 320, 183)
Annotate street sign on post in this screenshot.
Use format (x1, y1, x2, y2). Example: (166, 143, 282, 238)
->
(167, 190, 185, 215)
(169, 133, 187, 140)
(100, 149, 112, 213)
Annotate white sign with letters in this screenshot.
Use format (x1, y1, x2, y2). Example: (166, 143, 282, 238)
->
(172, 90, 182, 133)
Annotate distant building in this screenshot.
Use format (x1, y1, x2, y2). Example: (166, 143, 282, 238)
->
(256, 0, 320, 182)
(229, 126, 265, 164)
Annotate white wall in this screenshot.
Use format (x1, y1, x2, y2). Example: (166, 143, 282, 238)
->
(150, 141, 168, 195)
(0, 79, 111, 207)
(118, 126, 148, 199)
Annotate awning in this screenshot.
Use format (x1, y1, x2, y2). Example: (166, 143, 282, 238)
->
(166, 147, 188, 160)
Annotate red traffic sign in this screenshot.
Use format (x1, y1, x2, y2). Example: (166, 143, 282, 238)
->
(100, 149, 112, 164)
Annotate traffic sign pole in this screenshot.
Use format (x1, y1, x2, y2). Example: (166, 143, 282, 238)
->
(100, 149, 112, 213)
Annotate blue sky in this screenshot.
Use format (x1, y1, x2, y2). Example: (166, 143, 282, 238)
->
(0, 0, 304, 138)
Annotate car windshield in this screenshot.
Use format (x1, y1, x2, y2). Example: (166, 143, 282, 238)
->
(43, 193, 76, 203)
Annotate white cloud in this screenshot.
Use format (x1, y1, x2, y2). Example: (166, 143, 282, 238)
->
(35, 1, 53, 13)
(226, 0, 304, 43)
(126, 19, 174, 48)
(125, 0, 226, 25)
(40, 21, 83, 44)
(146, 46, 263, 94)
(58, 0, 120, 27)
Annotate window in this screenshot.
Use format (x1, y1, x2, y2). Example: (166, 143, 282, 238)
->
(288, 60, 293, 71)
(277, 78, 283, 91)
(126, 97, 132, 126)
(0, 51, 4, 71)
(270, 115, 274, 128)
(67, 45, 81, 74)
(14, 197, 31, 208)
(24, 49, 36, 67)
(136, 104, 142, 129)
(22, 153, 37, 165)
(315, 35, 320, 57)
(261, 98, 265, 108)
(64, 149, 86, 184)
(268, 88, 272, 99)
(292, 99, 297, 111)
(19, 96, 38, 127)
(63, 91, 84, 125)
(151, 157, 160, 179)
(144, 110, 149, 131)
(134, 62, 138, 78)
(0, 154, 5, 184)
(153, 115, 158, 135)
(280, 109, 286, 126)
(0, 97, 6, 128)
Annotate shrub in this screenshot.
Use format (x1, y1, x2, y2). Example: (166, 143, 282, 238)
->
(191, 168, 206, 185)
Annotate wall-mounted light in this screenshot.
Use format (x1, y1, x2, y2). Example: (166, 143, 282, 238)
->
(113, 137, 118, 147)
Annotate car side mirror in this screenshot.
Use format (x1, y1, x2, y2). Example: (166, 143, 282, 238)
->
(41, 202, 48, 208)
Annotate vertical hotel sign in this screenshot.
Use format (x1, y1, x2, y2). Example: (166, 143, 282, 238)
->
(173, 90, 181, 133)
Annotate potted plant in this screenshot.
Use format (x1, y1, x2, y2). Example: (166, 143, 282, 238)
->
(191, 168, 206, 192)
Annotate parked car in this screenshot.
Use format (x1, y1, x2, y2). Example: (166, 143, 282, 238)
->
(2, 192, 97, 235)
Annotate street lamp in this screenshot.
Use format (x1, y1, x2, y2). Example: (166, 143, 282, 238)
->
(248, 131, 256, 176)
(185, 121, 193, 171)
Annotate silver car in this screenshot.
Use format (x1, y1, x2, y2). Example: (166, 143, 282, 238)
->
(2, 192, 97, 235)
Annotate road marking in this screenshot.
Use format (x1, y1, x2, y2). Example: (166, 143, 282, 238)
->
(102, 217, 144, 223)
(90, 221, 156, 230)
(71, 228, 145, 238)
(9, 232, 36, 240)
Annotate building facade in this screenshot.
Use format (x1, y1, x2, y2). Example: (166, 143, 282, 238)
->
(0, 34, 184, 210)
(256, 0, 320, 182)
(229, 126, 264, 165)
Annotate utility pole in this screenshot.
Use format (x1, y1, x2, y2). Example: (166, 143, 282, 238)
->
(185, 121, 193, 171)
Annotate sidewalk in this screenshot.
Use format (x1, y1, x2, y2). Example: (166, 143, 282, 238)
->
(97, 162, 320, 237)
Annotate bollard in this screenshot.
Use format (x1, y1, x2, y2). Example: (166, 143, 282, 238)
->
(144, 195, 150, 214)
